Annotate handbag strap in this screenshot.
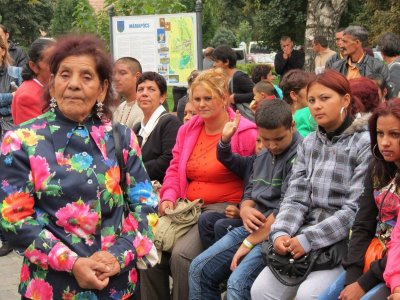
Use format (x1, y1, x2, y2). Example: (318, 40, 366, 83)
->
(266, 243, 321, 286)
(112, 123, 129, 210)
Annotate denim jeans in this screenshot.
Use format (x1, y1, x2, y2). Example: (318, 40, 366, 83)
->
(198, 211, 243, 249)
(189, 226, 264, 300)
(318, 271, 387, 300)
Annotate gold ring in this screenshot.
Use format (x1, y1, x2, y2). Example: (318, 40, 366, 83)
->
(288, 246, 292, 252)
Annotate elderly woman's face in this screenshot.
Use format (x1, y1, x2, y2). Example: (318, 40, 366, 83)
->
(137, 80, 166, 117)
(50, 55, 108, 123)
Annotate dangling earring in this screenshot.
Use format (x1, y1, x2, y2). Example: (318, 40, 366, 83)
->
(96, 101, 104, 119)
(340, 107, 345, 121)
(49, 97, 57, 112)
(373, 144, 383, 160)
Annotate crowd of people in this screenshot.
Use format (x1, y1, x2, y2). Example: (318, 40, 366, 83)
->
(1, 22, 400, 300)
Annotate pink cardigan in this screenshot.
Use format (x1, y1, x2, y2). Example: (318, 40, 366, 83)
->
(160, 108, 257, 204)
(384, 210, 400, 293)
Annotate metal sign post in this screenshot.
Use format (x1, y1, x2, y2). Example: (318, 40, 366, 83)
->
(195, 0, 203, 70)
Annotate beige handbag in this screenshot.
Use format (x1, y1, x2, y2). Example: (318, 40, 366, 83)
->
(154, 198, 203, 260)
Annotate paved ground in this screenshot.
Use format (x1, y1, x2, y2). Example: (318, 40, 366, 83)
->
(0, 247, 223, 300)
(0, 247, 22, 300)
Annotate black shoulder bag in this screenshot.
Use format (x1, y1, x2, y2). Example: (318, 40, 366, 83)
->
(261, 239, 347, 286)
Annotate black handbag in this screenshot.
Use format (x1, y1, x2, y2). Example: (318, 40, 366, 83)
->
(261, 239, 348, 286)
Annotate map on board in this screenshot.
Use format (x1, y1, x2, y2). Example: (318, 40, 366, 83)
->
(166, 16, 196, 84)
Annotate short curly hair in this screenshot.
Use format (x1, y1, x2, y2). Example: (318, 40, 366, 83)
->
(44, 34, 117, 120)
(251, 64, 272, 83)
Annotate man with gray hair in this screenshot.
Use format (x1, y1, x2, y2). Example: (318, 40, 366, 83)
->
(330, 25, 389, 82)
(378, 32, 400, 98)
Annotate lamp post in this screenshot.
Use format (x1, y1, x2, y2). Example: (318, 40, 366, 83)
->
(195, 0, 203, 70)
(108, 5, 115, 58)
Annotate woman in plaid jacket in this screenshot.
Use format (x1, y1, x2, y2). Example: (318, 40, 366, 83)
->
(251, 69, 371, 300)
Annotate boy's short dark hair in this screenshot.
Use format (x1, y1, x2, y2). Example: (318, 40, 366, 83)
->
(211, 45, 237, 68)
(254, 81, 275, 96)
(115, 56, 143, 74)
(255, 99, 292, 130)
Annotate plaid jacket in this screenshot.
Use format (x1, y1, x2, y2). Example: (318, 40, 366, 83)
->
(271, 115, 371, 252)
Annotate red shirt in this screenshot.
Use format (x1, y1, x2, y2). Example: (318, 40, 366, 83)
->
(12, 79, 45, 125)
(186, 127, 243, 205)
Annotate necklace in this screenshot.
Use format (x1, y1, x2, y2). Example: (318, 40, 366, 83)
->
(119, 101, 134, 125)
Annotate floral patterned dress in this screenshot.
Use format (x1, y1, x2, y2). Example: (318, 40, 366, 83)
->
(0, 109, 158, 299)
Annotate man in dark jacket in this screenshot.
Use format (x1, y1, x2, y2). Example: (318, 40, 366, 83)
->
(274, 36, 305, 78)
(325, 28, 346, 68)
(330, 26, 389, 83)
(0, 24, 28, 67)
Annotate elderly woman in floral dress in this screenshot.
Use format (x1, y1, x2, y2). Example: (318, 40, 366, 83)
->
(0, 35, 158, 300)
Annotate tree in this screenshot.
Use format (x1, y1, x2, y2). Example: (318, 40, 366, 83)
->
(50, 0, 80, 37)
(210, 26, 237, 48)
(0, 0, 54, 47)
(355, 0, 400, 45)
(212, 0, 246, 31)
(252, 0, 308, 50)
(72, 0, 97, 34)
(237, 21, 252, 45)
(303, 0, 349, 71)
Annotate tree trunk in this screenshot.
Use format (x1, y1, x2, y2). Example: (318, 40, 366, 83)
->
(304, 0, 348, 72)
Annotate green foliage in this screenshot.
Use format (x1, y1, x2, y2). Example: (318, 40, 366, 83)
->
(50, 0, 79, 37)
(211, 26, 237, 48)
(0, 0, 53, 47)
(213, 0, 246, 30)
(201, 1, 219, 48)
(237, 21, 252, 45)
(203, 0, 307, 51)
(252, 0, 307, 50)
(72, 0, 97, 34)
(236, 63, 255, 75)
(339, 0, 364, 29)
(237, 63, 278, 79)
(354, 0, 400, 45)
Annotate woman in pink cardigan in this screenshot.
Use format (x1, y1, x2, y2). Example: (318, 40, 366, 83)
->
(140, 68, 257, 300)
(385, 217, 400, 300)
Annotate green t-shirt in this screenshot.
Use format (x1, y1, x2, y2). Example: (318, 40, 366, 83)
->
(293, 107, 317, 137)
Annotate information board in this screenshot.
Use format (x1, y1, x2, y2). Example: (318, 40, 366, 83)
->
(112, 13, 198, 86)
